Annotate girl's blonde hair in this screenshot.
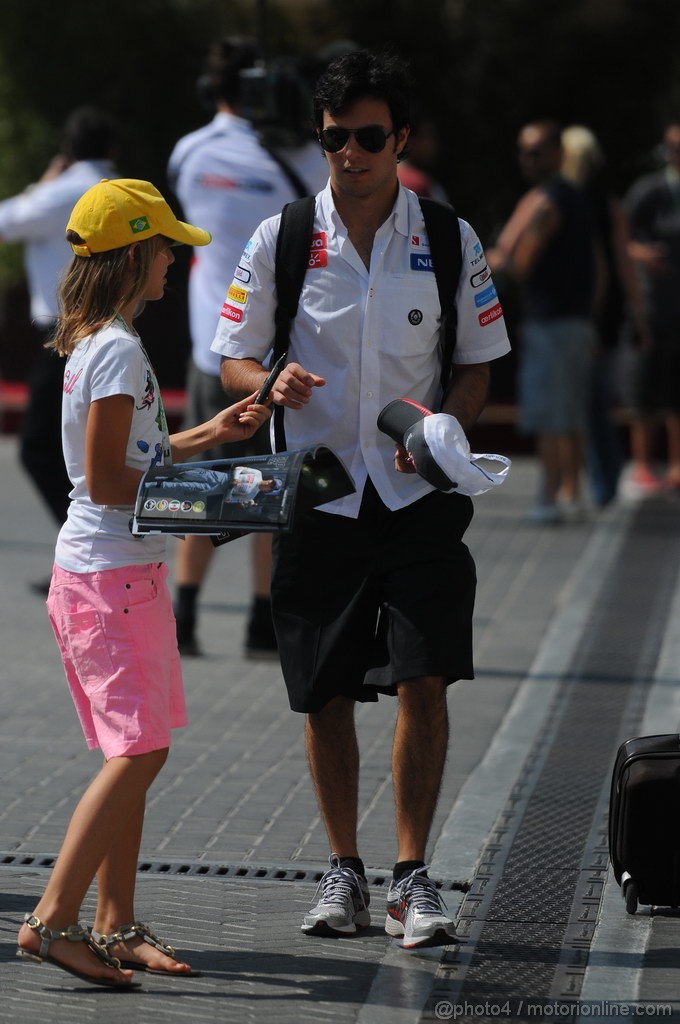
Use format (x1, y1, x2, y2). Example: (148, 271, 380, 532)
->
(48, 233, 168, 356)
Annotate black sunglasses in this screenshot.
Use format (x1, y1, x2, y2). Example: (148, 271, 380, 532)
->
(319, 125, 395, 154)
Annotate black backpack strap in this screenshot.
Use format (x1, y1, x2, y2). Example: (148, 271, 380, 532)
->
(271, 195, 316, 450)
(258, 137, 311, 200)
(418, 197, 462, 402)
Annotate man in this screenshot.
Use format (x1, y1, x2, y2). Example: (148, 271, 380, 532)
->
(212, 50, 510, 948)
(168, 37, 327, 658)
(625, 118, 680, 491)
(0, 107, 118, 591)
(488, 119, 596, 523)
(227, 467, 282, 505)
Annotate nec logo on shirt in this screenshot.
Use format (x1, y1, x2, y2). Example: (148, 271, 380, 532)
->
(220, 302, 243, 323)
(410, 253, 434, 272)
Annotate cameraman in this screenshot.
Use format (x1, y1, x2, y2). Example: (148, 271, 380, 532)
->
(168, 37, 327, 658)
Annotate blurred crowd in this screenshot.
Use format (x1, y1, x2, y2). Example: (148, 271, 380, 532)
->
(487, 115, 680, 522)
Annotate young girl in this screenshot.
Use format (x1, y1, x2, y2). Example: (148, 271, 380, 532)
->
(15, 178, 270, 988)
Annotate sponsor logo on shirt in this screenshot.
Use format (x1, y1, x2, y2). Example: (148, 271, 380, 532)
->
(308, 249, 328, 269)
(470, 265, 491, 288)
(196, 173, 275, 194)
(307, 231, 328, 269)
(474, 283, 498, 308)
(408, 309, 424, 325)
(410, 234, 430, 248)
(410, 252, 434, 272)
(221, 302, 243, 323)
(240, 239, 254, 263)
(227, 284, 248, 304)
(469, 241, 485, 266)
(234, 265, 251, 284)
(478, 301, 504, 327)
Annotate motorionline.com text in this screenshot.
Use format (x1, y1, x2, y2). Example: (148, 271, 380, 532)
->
(434, 1001, 673, 1020)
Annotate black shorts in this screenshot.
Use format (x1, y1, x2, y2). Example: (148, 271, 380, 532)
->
(271, 480, 476, 713)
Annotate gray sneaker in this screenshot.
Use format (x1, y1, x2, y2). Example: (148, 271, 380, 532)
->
(301, 854, 371, 936)
(385, 866, 460, 949)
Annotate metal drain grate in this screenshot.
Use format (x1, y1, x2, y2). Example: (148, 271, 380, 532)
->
(424, 498, 680, 1020)
(0, 851, 470, 892)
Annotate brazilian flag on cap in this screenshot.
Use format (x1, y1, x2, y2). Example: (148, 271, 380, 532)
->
(129, 215, 151, 234)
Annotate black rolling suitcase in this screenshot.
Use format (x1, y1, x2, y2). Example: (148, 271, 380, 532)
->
(608, 733, 680, 914)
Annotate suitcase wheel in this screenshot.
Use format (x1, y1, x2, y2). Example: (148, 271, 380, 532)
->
(623, 878, 638, 915)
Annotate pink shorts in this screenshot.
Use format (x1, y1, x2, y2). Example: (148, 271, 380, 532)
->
(47, 562, 187, 758)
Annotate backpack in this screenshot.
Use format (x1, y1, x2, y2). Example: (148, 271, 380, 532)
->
(270, 194, 462, 450)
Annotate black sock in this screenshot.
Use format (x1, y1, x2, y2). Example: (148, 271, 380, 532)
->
(175, 584, 199, 624)
(339, 856, 365, 878)
(393, 860, 426, 882)
(249, 594, 272, 623)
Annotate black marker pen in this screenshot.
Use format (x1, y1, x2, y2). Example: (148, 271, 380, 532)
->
(255, 351, 288, 405)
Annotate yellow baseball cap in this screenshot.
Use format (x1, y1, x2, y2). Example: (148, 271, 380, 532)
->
(67, 178, 212, 256)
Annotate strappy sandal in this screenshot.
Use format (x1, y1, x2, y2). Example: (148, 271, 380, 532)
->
(91, 921, 201, 977)
(16, 913, 140, 989)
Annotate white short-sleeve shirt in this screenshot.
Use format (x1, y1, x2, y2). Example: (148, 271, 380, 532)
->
(55, 320, 169, 571)
(0, 159, 117, 322)
(168, 112, 328, 376)
(210, 182, 511, 517)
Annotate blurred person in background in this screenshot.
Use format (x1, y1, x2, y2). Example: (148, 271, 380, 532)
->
(488, 119, 597, 523)
(0, 107, 118, 591)
(624, 118, 680, 492)
(561, 124, 649, 507)
(168, 37, 327, 658)
(397, 107, 450, 204)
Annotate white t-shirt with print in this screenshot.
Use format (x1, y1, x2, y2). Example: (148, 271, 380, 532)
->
(55, 320, 169, 571)
(210, 182, 511, 518)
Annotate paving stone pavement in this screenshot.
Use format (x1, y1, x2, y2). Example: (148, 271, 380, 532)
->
(1, 435, 679, 1022)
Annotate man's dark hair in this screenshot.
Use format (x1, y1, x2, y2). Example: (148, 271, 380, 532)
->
(312, 49, 411, 133)
(62, 107, 118, 161)
(200, 36, 258, 107)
